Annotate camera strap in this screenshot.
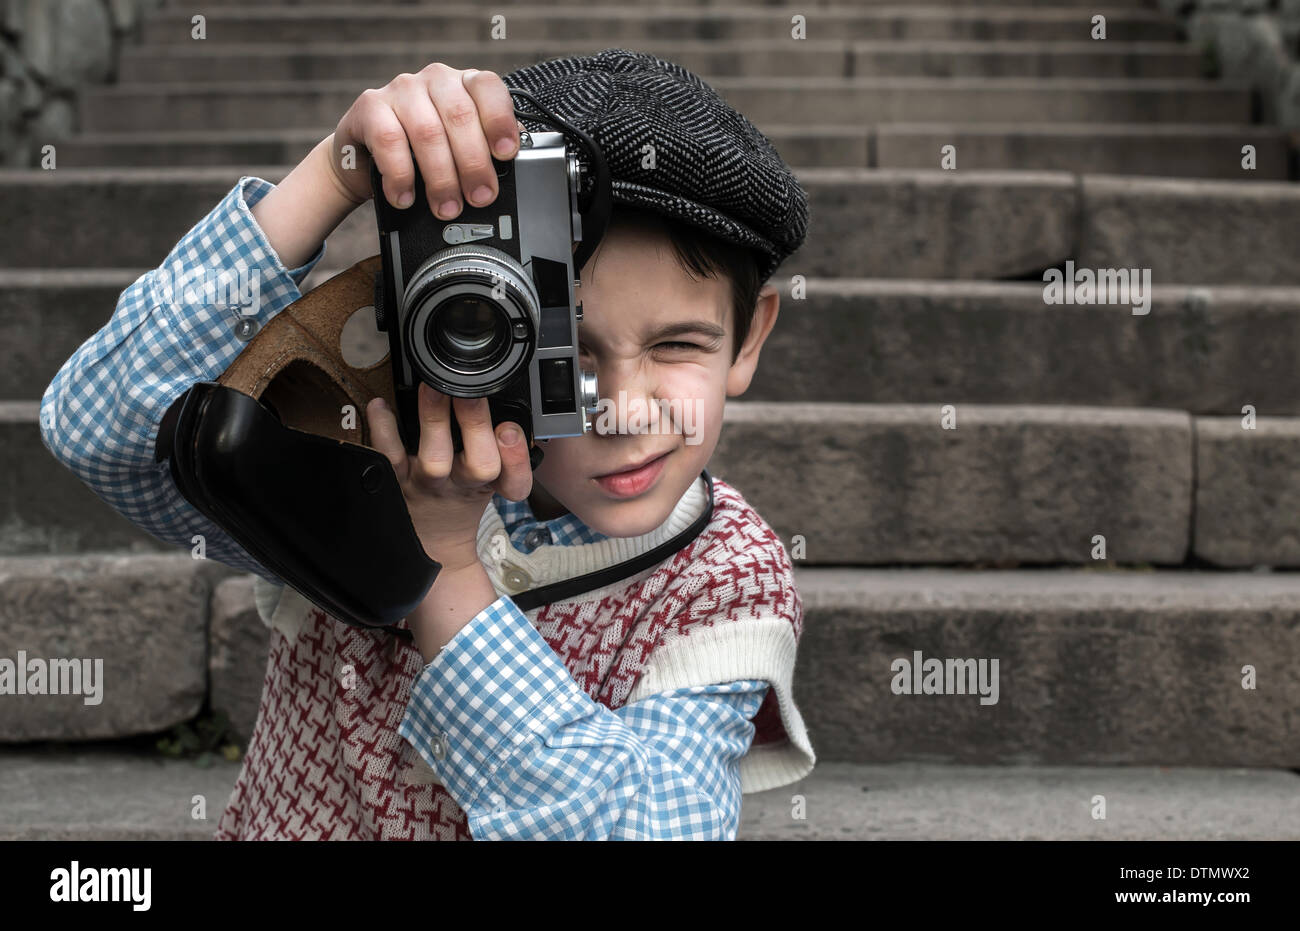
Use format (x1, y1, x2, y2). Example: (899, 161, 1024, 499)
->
(507, 469, 715, 613)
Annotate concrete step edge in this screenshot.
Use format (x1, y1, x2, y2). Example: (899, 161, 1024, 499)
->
(139, 6, 1179, 23)
(873, 122, 1288, 136)
(1, 750, 1296, 840)
(10, 166, 1299, 189)
(118, 39, 1203, 58)
(62, 122, 1282, 143)
(81, 77, 1246, 95)
(791, 566, 1300, 610)
(9, 399, 1205, 422)
(4, 550, 1300, 597)
(8, 271, 1300, 302)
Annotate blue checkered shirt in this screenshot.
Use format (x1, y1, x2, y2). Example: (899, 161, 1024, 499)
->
(39, 176, 769, 840)
(492, 491, 609, 553)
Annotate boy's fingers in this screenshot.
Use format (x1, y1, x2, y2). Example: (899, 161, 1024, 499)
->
(461, 69, 520, 162)
(354, 91, 414, 209)
(425, 68, 498, 210)
(387, 76, 459, 219)
(450, 397, 501, 486)
(415, 382, 455, 483)
(492, 423, 533, 502)
(365, 398, 407, 477)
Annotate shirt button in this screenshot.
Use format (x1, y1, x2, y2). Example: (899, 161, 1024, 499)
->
(233, 317, 260, 341)
(501, 561, 532, 593)
(429, 733, 448, 760)
(523, 527, 551, 550)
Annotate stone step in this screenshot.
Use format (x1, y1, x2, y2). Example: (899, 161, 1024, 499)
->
(748, 282, 1300, 413)
(1195, 418, 1300, 569)
(4, 562, 1297, 767)
(743, 762, 1300, 840)
(169, 0, 1164, 8)
(138, 7, 1182, 44)
(13, 274, 1300, 414)
(1, 403, 174, 557)
(0, 554, 238, 742)
(210, 565, 1300, 765)
(116, 39, 1205, 83)
(1, 270, 141, 400)
(55, 122, 1288, 182)
(712, 404, 1194, 565)
(54, 126, 873, 171)
(1075, 175, 1300, 287)
(2, 750, 1295, 840)
(78, 78, 1250, 132)
(0, 746, 243, 840)
(26, 392, 1300, 567)
(807, 171, 1298, 284)
(875, 123, 1291, 179)
(19, 396, 1199, 564)
(7, 169, 1299, 283)
(794, 567, 1300, 767)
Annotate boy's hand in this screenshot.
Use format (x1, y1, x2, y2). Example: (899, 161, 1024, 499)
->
(365, 383, 532, 575)
(329, 64, 523, 218)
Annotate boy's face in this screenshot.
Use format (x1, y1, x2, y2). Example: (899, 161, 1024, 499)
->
(525, 219, 780, 536)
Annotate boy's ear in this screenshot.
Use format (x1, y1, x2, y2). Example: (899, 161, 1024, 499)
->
(725, 283, 780, 398)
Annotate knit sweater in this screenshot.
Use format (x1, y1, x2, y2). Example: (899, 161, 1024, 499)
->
(220, 470, 814, 840)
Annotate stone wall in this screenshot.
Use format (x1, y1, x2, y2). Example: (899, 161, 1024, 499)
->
(0, 0, 163, 167)
(1159, 0, 1300, 128)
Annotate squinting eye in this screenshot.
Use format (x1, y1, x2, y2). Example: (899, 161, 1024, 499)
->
(656, 341, 701, 351)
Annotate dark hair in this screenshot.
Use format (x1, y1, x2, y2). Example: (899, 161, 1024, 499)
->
(599, 206, 766, 364)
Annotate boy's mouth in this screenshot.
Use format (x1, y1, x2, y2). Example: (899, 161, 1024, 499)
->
(592, 450, 671, 498)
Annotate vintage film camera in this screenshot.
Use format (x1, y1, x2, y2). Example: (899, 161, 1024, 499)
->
(153, 92, 614, 632)
(370, 88, 612, 469)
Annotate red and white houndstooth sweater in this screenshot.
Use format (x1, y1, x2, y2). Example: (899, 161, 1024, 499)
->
(214, 473, 814, 840)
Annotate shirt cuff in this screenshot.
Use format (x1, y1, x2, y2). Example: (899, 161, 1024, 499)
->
(397, 595, 594, 812)
(241, 176, 327, 287)
(149, 176, 326, 345)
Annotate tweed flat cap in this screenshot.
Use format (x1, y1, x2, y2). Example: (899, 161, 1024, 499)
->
(501, 47, 808, 283)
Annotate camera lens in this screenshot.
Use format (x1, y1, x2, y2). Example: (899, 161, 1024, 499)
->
(429, 296, 509, 370)
(402, 244, 539, 395)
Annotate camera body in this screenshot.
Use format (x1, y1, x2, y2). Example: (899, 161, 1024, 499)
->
(371, 130, 598, 460)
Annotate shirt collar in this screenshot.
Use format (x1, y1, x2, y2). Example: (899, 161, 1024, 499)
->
(492, 492, 609, 552)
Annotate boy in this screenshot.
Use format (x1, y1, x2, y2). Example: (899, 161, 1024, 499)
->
(40, 48, 814, 840)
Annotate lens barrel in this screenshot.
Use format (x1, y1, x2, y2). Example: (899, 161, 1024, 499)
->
(401, 244, 540, 396)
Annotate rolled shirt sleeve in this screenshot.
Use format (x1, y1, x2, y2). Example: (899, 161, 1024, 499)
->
(38, 177, 326, 583)
(398, 595, 769, 840)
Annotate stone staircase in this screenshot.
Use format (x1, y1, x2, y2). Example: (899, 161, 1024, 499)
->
(3, 0, 1299, 839)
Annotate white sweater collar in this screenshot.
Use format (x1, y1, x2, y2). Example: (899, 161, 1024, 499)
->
(475, 472, 710, 593)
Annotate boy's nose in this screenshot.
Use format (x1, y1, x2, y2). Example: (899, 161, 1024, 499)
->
(592, 391, 664, 437)
(588, 366, 663, 437)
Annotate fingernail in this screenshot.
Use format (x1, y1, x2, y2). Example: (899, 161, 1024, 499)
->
(396, 190, 413, 208)
(372, 397, 388, 412)
(438, 199, 460, 219)
(471, 185, 493, 206)
(499, 426, 521, 446)
(494, 138, 515, 158)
